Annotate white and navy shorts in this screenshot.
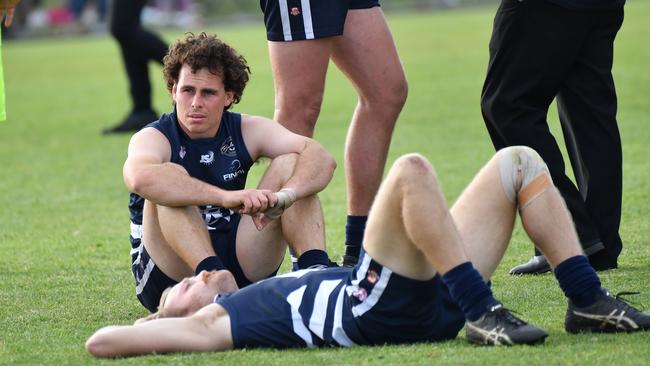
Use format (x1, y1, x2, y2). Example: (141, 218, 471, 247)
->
(129, 214, 272, 312)
(260, 0, 380, 41)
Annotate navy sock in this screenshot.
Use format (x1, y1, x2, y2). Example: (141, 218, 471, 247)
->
(297, 249, 330, 269)
(195, 256, 225, 275)
(554, 255, 601, 308)
(345, 215, 367, 259)
(442, 262, 496, 322)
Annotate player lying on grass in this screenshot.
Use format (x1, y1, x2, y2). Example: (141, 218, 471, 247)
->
(123, 33, 337, 312)
(88, 147, 650, 357)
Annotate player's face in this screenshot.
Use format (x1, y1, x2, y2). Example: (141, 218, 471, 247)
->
(164, 270, 238, 317)
(172, 65, 234, 139)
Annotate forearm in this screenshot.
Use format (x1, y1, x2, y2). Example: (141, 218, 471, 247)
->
(283, 143, 336, 199)
(86, 305, 232, 358)
(125, 163, 224, 207)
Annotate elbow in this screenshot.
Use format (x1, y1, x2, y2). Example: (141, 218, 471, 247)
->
(123, 170, 148, 195)
(85, 331, 114, 358)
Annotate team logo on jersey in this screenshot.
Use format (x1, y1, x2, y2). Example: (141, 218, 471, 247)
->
(220, 136, 237, 157)
(200, 151, 215, 165)
(202, 205, 233, 230)
(223, 159, 246, 182)
(290, 7, 300, 16)
(179, 146, 186, 159)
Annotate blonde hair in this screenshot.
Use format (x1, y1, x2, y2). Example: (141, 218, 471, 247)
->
(134, 287, 174, 324)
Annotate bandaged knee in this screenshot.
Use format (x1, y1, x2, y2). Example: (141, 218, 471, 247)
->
(498, 146, 553, 209)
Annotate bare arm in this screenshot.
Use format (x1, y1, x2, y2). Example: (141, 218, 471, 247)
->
(1, 0, 19, 27)
(123, 128, 276, 213)
(86, 304, 233, 358)
(242, 115, 336, 199)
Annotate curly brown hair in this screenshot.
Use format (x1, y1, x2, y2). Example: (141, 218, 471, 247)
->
(163, 32, 250, 109)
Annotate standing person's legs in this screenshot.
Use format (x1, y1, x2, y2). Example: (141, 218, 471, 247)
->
(330, 6, 407, 265)
(556, 7, 625, 269)
(268, 39, 332, 137)
(105, 0, 168, 133)
(480, 0, 603, 273)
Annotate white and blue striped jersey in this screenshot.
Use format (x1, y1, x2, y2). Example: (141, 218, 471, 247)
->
(216, 251, 465, 348)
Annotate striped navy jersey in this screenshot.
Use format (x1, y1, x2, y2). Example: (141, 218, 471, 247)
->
(215, 251, 465, 348)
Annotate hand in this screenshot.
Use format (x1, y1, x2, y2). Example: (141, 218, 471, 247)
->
(252, 188, 297, 231)
(220, 189, 277, 215)
(1, 0, 20, 27)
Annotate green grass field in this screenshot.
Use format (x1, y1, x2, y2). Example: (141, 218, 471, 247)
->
(1, 2, 649, 365)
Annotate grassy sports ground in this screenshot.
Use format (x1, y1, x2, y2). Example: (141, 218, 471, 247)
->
(1, 1, 649, 364)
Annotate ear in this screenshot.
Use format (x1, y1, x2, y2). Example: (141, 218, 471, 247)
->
(171, 83, 178, 103)
(225, 91, 235, 108)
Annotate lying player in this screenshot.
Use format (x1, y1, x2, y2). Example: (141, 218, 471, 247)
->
(87, 147, 650, 357)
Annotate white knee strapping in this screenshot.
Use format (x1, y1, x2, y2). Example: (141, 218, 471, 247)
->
(498, 146, 553, 209)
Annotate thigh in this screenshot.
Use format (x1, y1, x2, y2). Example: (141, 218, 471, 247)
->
(267, 38, 331, 115)
(141, 200, 194, 281)
(235, 215, 286, 282)
(331, 7, 405, 101)
(450, 154, 516, 280)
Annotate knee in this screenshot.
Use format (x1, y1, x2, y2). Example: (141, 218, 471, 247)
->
(266, 153, 300, 187)
(110, 21, 134, 43)
(276, 92, 323, 136)
(391, 153, 436, 182)
(497, 146, 552, 207)
(361, 76, 408, 117)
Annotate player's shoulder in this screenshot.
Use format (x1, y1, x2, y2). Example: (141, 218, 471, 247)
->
(240, 113, 274, 126)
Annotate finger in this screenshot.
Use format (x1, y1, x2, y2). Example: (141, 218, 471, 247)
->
(257, 214, 272, 230)
(240, 197, 252, 214)
(5, 8, 14, 27)
(252, 214, 264, 231)
(267, 192, 278, 208)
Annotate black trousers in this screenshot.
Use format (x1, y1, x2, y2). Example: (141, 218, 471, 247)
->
(110, 0, 168, 112)
(480, 0, 624, 267)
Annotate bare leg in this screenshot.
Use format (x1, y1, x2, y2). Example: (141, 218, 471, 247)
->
(332, 8, 408, 216)
(268, 39, 332, 136)
(451, 147, 583, 280)
(142, 201, 213, 281)
(236, 154, 328, 280)
(363, 154, 468, 280)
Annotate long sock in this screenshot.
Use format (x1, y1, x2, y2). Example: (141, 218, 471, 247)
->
(345, 215, 367, 259)
(297, 249, 330, 269)
(554, 255, 601, 307)
(195, 256, 225, 275)
(442, 262, 496, 322)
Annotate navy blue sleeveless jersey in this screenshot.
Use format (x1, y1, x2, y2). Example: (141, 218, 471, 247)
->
(128, 110, 253, 232)
(128, 110, 255, 303)
(215, 250, 465, 348)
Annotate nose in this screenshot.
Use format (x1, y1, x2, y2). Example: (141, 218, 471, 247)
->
(191, 94, 202, 109)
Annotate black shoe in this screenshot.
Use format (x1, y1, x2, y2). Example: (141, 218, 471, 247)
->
(341, 254, 358, 267)
(466, 303, 548, 346)
(103, 109, 158, 134)
(565, 289, 650, 333)
(510, 255, 551, 275)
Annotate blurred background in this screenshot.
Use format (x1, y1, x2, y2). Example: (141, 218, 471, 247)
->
(2, 0, 497, 39)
